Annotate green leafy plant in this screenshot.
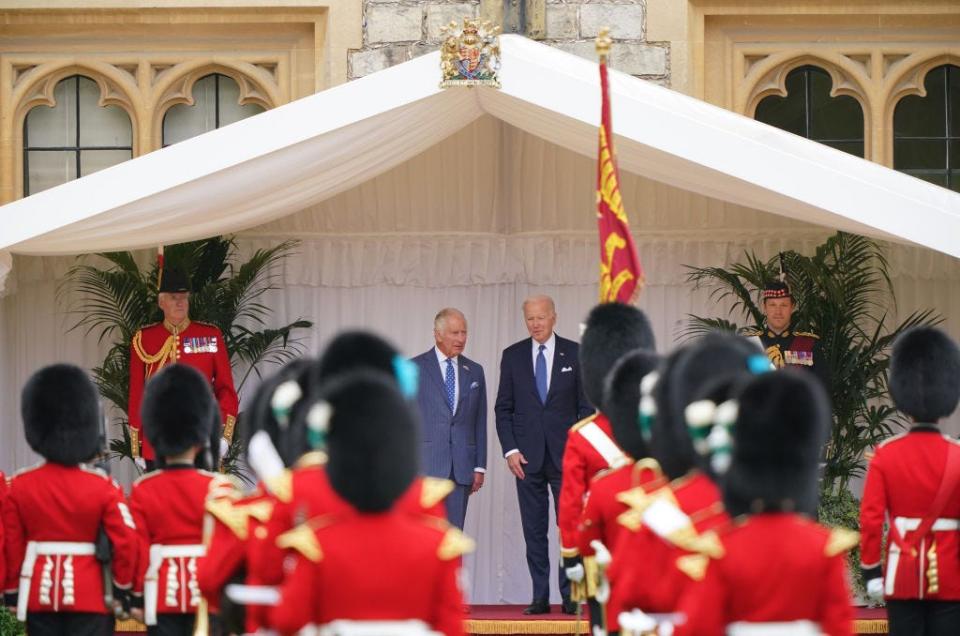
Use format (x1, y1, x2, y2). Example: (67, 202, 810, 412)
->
(0, 607, 25, 635)
(60, 237, 312, 475)
(819, 488, 867, 600)
(684, 231, 939, 495)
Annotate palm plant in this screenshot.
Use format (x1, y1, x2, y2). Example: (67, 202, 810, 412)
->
(59, 237, 313, 472)
(684, 232, 939, 495)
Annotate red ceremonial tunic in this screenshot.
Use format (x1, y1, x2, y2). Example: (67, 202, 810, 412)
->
(128, 320, 239, 461)
(197, 484, 277, 633)
(129, 466, 227, 617)
(257, 456, 452, 586)
(608, 471, 728, 620)
(860, 427, 960, 600)
(675, 514, 856, 636)
(2, 463, 137, 616)
(268, 510, 470, 636)
(559, 413, 627, 557)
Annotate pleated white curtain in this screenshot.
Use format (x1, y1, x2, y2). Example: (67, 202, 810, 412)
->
(2, 118, 959, 602)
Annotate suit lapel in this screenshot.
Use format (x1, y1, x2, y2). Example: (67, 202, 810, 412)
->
(421, 349, 446, 395)
(457, 359, 471, 411)
(545, 336, 566, 403)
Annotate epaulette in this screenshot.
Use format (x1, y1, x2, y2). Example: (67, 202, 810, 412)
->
(264, 469, 293, 503)
(420, 477, 456, 509)
(205, 497, 251, 540)
(194, 321, 221, 330)
(824, 527, 859, 558)
(79, 464, 110, 481)
(437, 527, 476, 561)
(742, 328, 763, 337)
(294, 451, 328, 469)
(876, 432, 909, 450)
(794, 331, 820, 340)
(132, 470, 164, 488)
(12, 462, 45, 479)
(676, 553, 711, 581)
(276, 523, 323, 563)
(570, 412, 599, 434)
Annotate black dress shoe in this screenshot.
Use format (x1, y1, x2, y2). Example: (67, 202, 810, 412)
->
(523, 600, 551, 615)
(561, 599, 579, 615)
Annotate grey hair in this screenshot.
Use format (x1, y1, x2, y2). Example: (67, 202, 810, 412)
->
(522, 294, 556, 315)
(434, 307, 466, 333)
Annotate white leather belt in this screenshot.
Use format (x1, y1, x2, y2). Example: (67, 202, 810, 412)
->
(728, 620, 820, 635)
(18, 541, 96, 620)
(895, 516, 960, 532)
(144, 544, 206, 625)
(885, 517, 960, 596)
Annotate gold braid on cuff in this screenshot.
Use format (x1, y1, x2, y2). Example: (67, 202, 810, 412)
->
(223, 414, 237, 443)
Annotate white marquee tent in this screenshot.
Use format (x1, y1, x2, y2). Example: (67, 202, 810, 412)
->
(1, 35, 958, 602)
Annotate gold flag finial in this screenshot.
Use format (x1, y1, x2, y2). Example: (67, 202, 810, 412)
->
(595, 27, 612, 59)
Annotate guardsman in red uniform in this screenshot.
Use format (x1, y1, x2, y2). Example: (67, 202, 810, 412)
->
(128, 268, 238, 466)
(269, 371, 472, 636)
(609, 334, 763, 630)
(256, 332, 452, 587)
(128, 364, 235, 635)
(576, 349, 664, 633)
(860, 327, 960, 635)
(197, 358, 314, 636)
(2, 364, 138, 636)
(559, 303, 655, 624)
(661, 371, 856, 636)
(744, 280, 829, 389)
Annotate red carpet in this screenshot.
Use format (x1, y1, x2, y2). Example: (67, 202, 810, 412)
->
(116, 606, 889, 634)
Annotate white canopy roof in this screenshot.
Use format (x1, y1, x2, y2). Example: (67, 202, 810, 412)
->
(1, 35, 958, 262)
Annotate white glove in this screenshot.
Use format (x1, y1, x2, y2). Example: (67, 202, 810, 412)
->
(219, 437, 230, 459)
(618, 609, 659, 634)
(134, 457, 147, 471)
(590, 540, 612, 568)
(566, 563, 585, 583)
(866, 577, 884, 602)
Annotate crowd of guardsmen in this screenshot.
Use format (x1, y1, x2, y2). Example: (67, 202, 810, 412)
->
(1, 300, 959, 636)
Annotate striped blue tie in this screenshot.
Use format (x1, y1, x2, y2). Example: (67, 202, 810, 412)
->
(445, 358, 456, 413)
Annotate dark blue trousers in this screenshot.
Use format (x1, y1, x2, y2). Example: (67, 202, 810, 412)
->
(515, 451, 570, 603)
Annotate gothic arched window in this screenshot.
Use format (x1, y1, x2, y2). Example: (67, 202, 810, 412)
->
(162, 73, 265, 146)
(755, 65, 865, 158)
(23, 75, 133, 195)
(893, 64, 960, 192)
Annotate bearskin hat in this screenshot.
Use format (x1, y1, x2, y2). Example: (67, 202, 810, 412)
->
(316, 370, 420, 512)
(317, 330, 401, 382)
(724, 370, 830, 517)
(602, 348, 661, 460)
(580, 303, 656, 408)
(158, 268, 190, 294)
(141, 364, 218, 459)
(22, 364, 101, 465)
(240, 358, 315, 467)
(889, 326, 960, 423)
(651, 333, 761, 480)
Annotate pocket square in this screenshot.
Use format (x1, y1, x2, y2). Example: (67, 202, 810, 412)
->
(561, 366, 573, 373)
(470, 381, 480, 389)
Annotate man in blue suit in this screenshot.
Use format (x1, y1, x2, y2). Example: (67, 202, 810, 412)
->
(411, 307, 487, 529)
(494, 295, 593, 615)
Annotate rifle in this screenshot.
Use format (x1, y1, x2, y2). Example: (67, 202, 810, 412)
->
(94, 409, 128, 620)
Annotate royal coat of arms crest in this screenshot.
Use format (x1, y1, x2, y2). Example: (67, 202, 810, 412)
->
(440, 19, 501, 88)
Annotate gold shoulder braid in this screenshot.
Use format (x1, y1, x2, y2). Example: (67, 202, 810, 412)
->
(132, 329, 177, 379)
